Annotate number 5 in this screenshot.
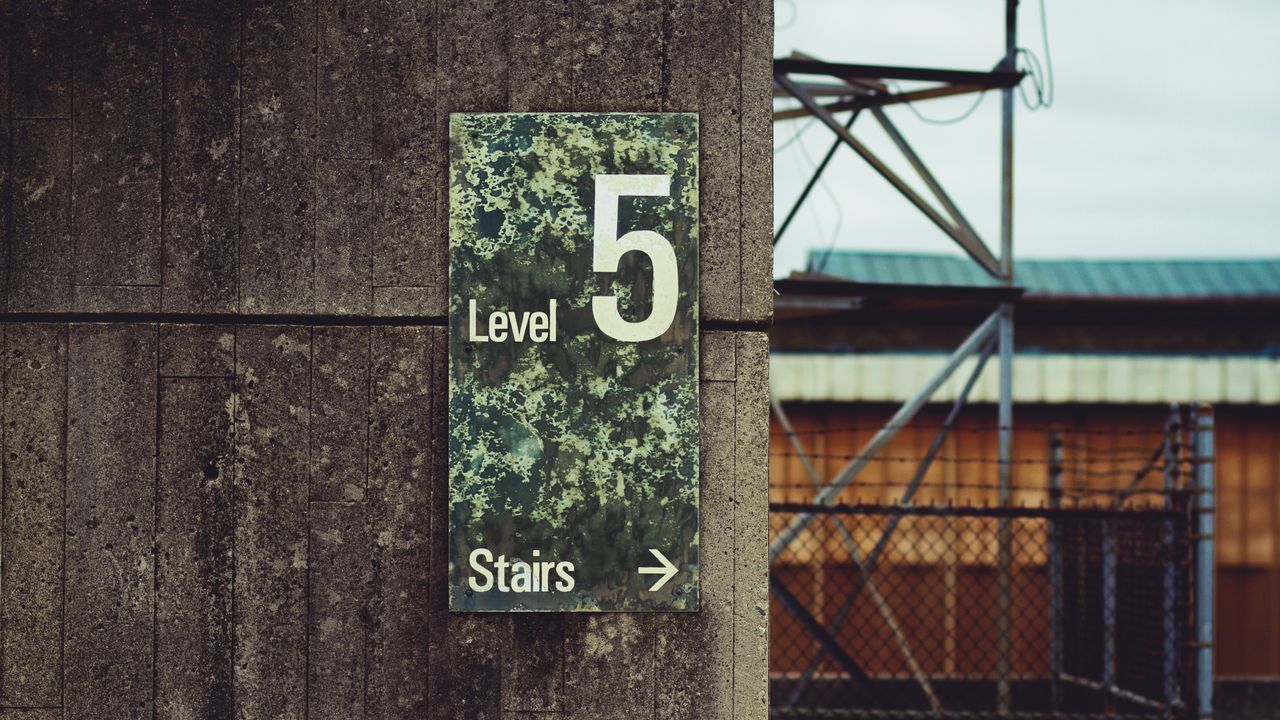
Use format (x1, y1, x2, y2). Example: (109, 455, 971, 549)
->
(592, 174, 678, 342)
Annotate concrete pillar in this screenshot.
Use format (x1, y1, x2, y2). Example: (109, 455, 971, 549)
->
(0, 1, 772, 718)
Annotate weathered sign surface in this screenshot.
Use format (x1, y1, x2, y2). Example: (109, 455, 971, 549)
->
(448, 113, 700, 611)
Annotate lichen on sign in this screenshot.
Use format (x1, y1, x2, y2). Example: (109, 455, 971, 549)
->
(448, 112, 700, 612)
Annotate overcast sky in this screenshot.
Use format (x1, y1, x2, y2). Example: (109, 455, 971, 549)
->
(772, 0, 1280, 277)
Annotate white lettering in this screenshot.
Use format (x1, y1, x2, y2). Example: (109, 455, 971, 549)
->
(466, 547, 576, 594)
(468, 548, 494, 592)
(489, 311, 508, 342)
(465, 299, 560, 344)
(468, 299, 488, 342)
(529, 311, 548, 343)
(591, 174, 678, 342)
(511, 561, 532, 592)
(555, 561, 576, 592)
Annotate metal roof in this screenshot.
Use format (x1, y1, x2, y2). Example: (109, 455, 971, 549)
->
(810, 251, 1280, 299)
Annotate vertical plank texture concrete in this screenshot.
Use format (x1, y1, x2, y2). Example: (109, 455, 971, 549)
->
(155, 373, 234, 718)
(64, 324, 156, 718)
(233, 326, 311, 719)
(2, 326, 65, 706)
(163, 0, 239, 314)
(367, 326, 434, 719)
(0, 2, 771, 718)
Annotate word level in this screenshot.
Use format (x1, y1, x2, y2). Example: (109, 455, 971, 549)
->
(468, 298, 558, 343)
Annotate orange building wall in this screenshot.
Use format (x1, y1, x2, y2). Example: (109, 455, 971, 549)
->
(769, 402, 1280, 677)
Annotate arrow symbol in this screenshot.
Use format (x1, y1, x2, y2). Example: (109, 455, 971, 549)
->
(638, 548, 679, 592)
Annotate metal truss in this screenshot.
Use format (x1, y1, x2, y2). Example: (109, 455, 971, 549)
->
(770, 1, 1025, 714)
(770, 7, 1216, 717)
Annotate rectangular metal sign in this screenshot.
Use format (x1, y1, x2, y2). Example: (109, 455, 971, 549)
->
(448, 113, 700, 612)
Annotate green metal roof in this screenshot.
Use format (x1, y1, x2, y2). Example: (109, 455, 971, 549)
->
(810, 251, 1280, 299)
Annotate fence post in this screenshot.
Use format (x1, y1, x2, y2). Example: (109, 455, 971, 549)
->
(1102, 418, 1119, 712)
(1048, 430, 1065, 713)
(1193, 404, 1215, 719)
(1163, 404, 1182, 712)
(1102, 508, 1117, 713)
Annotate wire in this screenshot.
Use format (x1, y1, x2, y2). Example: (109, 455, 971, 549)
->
(768, 450, 1182, 468)
(890, 82, 990, 126)
(795, 127, 845, 273)
(1038, 0, 1056, 106)
(773, 117, 817, 156)
(770, 423, 1173, 438)
(1016, 0, 1056, 110)
(768, 480, 1191, 496)
(776, 0, 798, 31)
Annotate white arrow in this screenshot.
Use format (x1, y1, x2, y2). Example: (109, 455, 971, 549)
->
(637, 548, 679, 592)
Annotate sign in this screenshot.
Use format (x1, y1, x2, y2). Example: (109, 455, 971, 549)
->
(448, 113, 700, 612)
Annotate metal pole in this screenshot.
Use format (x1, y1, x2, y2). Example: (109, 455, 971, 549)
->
(1001, 0, 1017, 273)
(769, 309, 1001, 561)
(996, 0, 1018, 713)
(1193, 404, 1215, 718)
(995, 303, 1014, 715)
(1048, 430, 1064, 713)
(1102, 514, 1117, 714)
(1163, 404, 1182, 711)
(774, 110, 860, 247)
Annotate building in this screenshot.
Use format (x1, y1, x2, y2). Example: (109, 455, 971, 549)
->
(770, 251, 1280, 680)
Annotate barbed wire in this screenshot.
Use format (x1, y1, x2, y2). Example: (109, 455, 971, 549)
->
(768, 479, 1192, 495)
(1061, 443, 1176, 457)
(768, 449, 1184, 467)
(769, 423, 1176, 439)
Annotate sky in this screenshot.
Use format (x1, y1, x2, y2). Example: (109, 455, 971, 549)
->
(771, 0, 1280, 277)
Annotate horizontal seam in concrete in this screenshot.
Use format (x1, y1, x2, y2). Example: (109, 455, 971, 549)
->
(72, 284, 164, 288)
(0, 312, 448, 327)
(704, 318, 771, 332)
(2, 314, 772, 331)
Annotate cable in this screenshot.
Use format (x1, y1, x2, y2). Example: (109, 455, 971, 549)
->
(768, 450, 1180, 468)
(1037, 0, 1056, 106)
(795, 128, 845, 273)
(770, 423, 1172, 438)
(1016, 0, 1056, 110)
(773, 117, 817, 156)
(890, 82, 990, 126)
(776, 0, 798, 31)
(768, 480, 1191, 496)
(1016, 48, 1048, 110)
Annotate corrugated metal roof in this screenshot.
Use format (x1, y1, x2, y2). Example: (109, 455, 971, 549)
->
(771, 353, 1280, 404)
(810, 251, 1280, 298)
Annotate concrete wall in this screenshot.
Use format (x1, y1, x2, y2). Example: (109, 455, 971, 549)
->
(0, 1, 772, 718)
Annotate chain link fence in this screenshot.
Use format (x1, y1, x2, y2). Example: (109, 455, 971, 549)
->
(770, 499, 1197, 718)
(762, 397, 1223, 717)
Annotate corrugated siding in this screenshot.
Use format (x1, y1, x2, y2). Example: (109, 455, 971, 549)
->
(772, 353, 1280, 405)
(770, 403, 1280, 676)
